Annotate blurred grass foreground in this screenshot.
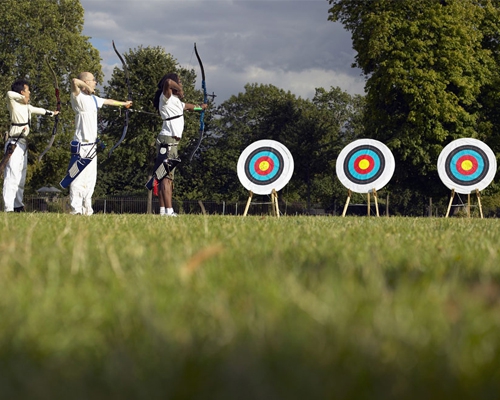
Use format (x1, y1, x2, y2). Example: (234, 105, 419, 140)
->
(1, 213, 500, 399)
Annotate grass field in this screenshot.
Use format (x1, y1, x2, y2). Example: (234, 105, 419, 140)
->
(1, 213, 500, 399)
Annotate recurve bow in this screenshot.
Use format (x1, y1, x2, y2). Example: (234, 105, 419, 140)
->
(108, 40, 132, 157)
(38, 56, 61, 162)
(189, 43, 208, 162)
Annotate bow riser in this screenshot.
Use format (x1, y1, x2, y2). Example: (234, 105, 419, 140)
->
(38, 57, 61, 162)
(189, 43, 208, 161)
(108, 40, 132, 157)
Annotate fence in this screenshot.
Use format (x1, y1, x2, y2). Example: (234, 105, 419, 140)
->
(5, 195, 488, 217)
(16, 195, 326, 216)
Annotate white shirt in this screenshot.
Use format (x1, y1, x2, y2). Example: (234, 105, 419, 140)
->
(71, 92, 105, 143)
(6, 91, 50, 137)
(158, 93, 185, 138)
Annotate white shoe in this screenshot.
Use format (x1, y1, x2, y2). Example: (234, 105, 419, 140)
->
(164, 212, 178, 217)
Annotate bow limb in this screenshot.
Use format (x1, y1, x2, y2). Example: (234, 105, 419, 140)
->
(189, 42, 208, 162)
(38, 56, 61, 162)
(108, 40, 132, 157)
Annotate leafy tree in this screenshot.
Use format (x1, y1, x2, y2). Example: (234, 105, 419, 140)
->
(476, 0, 500, 148)
(190, 83, 365, 210)
(181, 84, 291, 203)
(328, 0, 500, 213)
(310, 87, 366, 208)
(0, 0, 102, 193)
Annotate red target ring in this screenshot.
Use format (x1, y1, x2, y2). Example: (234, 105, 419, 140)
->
(353, 154, 375, 175)
(254, 156, 275, 176)
(455, 155, 478, 176)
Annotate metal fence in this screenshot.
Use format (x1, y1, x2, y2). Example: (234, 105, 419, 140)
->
(16, 195, 325, 216)
(1, 195, 491, 217)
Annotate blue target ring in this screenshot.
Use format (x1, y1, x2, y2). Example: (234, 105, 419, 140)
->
(344, 145, 385, 185)
(248, 151, 281, 182)
(244, 146, 284, 186)
(347, 148, 382, 183)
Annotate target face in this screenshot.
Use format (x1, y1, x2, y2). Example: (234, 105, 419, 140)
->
(437, 138, 497, 194)
(237, 140, 294, 195)
(336, 139, 395, 193)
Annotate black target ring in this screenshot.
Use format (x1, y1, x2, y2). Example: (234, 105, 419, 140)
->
(343, 145, 385, 185)
(444, 145, 488, 186)
(244, 146, 284, 185)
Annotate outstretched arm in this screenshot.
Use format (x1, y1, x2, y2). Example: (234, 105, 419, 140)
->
(184, 103, 208, 112)
(102, 98, 133, 108)
(28, 105, 60, 117)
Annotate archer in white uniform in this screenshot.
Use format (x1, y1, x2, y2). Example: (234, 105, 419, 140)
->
(3, 79, 59, 212)
(69, 72, 132, 215)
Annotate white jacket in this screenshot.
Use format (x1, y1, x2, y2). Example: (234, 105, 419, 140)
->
(6, 91, 52, 138)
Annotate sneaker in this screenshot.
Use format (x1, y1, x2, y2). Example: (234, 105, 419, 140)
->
(164, 212, 178, 217)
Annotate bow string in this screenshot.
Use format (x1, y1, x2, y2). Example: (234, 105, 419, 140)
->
(108, 40, 132, 157)
(38, 56, 61, 162)
(189, 42, 208, 161)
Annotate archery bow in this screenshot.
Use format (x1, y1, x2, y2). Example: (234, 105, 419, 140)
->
(38, 56, 61, 162)
(108, 40, 132, 157)
(189, 42, 208, 161)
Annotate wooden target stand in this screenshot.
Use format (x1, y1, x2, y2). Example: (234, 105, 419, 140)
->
(445, 188, 484, 218)
(243, 189, 280, 217)
(342, 189, 381, 217)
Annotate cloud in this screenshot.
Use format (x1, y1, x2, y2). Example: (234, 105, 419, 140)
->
(209, 65, 365, 102)
(80, 0, 364, 103)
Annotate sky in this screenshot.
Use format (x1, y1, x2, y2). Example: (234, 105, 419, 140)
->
(79, 0, 365, 105)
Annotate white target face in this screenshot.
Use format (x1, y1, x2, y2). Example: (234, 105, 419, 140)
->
(336, 139, 395, 193)
(437, 138, 497, 194)
(237, 140, 294, 195)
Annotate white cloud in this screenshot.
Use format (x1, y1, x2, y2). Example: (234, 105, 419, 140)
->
(80, 0, 365, 103)
(208, 65, 364, 103)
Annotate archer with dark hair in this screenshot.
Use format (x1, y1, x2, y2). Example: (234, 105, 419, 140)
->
(11, 79, 30, 94)
(149, 73, 207, 217)
(2, 79, 59, 212)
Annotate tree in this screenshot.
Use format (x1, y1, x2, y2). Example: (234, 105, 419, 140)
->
(191, 84, 365, 210)
(306, 87, 366, 210)
(182, 84, 292, 203)
(0, 0, 102, 193)
(328, 0, 500, 213)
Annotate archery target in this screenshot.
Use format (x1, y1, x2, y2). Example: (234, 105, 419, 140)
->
(237, 140, 294, 195)
(437, 138, 496, 194)
(336, 139, 395, 193)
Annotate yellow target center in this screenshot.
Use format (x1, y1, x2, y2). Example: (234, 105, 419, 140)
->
(461, 160, 473, 171)
(358, 159, 370, 170)
(259, 161, 270, 171)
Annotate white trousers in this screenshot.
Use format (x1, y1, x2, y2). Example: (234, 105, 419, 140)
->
(2, 140, 28, 212)
(69, 144, 97, 215)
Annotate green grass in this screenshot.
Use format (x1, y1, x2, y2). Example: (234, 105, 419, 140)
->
(1, 214, 500, 399)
